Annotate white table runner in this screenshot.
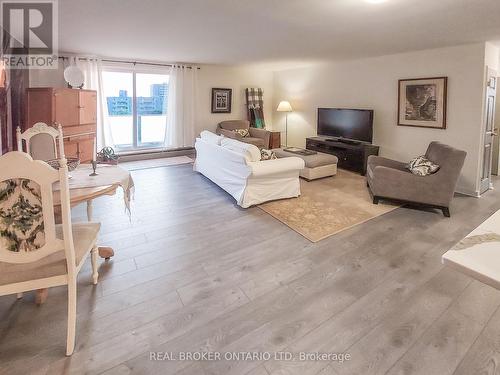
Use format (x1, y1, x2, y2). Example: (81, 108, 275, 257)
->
(54, 164, 134, 212)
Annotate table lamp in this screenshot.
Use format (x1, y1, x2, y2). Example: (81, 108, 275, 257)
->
(276, 101, 293, 147)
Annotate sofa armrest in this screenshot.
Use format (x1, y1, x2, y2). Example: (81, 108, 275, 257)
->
(373, 166, 420, 184)
(248, 157, 305, 177)
(367, 155, 407, 171)
(248, 128, 271, 148)
(372, 165, 452, 207)
(219, 129, 240, 140)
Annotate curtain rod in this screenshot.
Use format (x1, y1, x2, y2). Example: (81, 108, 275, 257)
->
(58, 56, 200, 70)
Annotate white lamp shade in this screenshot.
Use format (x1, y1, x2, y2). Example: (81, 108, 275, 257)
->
(276, 101, 293, 112)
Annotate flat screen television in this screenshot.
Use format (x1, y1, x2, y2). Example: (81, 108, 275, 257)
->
(317, 108, 374, 143)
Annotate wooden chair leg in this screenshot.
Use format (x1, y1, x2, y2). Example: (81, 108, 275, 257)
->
(98, 246, 114, 260)
(373, 196, 380, 204)
(91, 247, 99, 285)
(86, 200, 93, 222)
(35, 289, 48, 305)
(66, 280, 77, 356)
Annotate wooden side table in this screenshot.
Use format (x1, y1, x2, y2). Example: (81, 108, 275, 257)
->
(269, 131, 281, 149)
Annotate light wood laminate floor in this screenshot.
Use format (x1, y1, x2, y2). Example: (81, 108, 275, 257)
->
(1, 164, 500, 375)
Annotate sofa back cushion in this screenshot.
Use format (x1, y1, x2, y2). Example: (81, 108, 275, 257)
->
(218, 120, 250, 131)
(200, 130, 224, 145)
(425, 141, 467, 193)
(221, 138, 261, 162)
(425, 142, 466, 177)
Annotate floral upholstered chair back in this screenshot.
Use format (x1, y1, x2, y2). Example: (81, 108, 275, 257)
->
(0, 152, 69, 264)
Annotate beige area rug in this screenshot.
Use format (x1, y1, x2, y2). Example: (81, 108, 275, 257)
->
(121, 156, 194, 171)
(258, 169, 399, 242)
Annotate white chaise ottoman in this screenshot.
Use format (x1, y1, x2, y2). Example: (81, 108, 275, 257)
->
(273, 148, 338, 180)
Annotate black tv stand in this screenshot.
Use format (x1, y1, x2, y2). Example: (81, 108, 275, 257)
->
(325, 137, 362, 146)
(306, 136, 379, 175)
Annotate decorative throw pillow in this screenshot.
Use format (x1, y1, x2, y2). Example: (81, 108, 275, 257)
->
(233, 129, 250, 138)
(407, 155, 440, 176)
(261, 149, 277, 161)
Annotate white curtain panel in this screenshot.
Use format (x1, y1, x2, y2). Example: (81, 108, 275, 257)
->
(164, 65, 198, 148)
(74, 57, 114, 150)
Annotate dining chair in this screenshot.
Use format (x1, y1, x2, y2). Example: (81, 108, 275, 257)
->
(16, 122, 61, 161)
(0, 148, 101, 355)
(18, 123, 94, 223)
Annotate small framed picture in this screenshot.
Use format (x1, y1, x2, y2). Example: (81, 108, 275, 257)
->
(211, 88, 232, 113)
(398, 77, 448, 129)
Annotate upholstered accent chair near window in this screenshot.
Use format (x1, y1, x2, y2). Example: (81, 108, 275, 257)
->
(366, 142, 466, 217)
(17, 122, 61, 161)
(0, 150, 101, 355)
(216, 120, 271, 149)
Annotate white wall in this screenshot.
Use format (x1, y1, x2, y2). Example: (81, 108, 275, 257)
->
(29, 65, 66, 87)
(29, 61, 275, 138)
(272, 43, 488, 195)
(195, 65, 274, 135)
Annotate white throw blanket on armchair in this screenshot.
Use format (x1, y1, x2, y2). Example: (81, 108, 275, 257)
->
(194, 132, 304, 208)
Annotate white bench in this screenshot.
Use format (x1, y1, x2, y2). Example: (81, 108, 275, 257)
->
(442, 210, 500, 290)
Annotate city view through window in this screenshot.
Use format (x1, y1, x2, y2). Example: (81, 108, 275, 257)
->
(102, 71, 170, 149)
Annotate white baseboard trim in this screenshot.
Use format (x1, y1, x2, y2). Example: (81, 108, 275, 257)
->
(455, 187, 480, 197)
(118, 148, 195, 162)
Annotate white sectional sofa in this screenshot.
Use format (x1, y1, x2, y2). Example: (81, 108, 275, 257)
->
(194, 131, 305, 208)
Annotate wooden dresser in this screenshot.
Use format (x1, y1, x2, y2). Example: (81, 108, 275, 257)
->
(26, 88, 97, 162)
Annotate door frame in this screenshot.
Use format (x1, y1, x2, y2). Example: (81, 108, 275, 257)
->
(479, 67, 497, 194)
(101, 64, 170, 151)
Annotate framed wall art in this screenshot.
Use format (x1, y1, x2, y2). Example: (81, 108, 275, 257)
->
(398, 77, 448, 129)
(211, 88, 232, 113)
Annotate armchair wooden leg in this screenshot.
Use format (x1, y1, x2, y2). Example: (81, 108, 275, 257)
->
(66, 280, 77, 356)
(442, 207, 451, 217)
(91, 247, 99, 285)
(373, 196, 380, 205)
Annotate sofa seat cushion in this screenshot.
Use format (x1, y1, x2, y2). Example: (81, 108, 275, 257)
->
(273, 149, 338, 168)
(0, 222, 100, 286)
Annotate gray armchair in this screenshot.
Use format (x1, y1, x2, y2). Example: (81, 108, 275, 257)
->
(216, 120, 270, 149)
(366, 142, 466, 217)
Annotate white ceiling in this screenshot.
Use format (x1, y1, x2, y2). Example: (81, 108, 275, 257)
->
(59, 0, 500, 66)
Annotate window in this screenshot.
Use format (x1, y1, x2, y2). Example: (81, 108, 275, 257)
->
(102, 68, 169, 150)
